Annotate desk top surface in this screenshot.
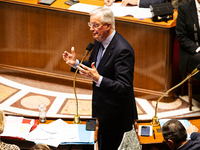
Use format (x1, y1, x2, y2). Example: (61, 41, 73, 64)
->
(1, 0, 177, 28)
(40, 118, 98, 143)
(135, 117, 200, 145)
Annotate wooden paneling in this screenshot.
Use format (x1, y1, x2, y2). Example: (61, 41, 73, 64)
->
(0, 0, 176, 99)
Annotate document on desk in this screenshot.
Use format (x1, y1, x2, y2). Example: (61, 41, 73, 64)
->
(68, 3, 152, 18)
(108, 3, 152, 18)
(159, 119, 190, 129)
(1, 116, 34, 139)
(1, 123, 33, 139)
(68, 3, 99, 13)
(26, 119, 95, 147)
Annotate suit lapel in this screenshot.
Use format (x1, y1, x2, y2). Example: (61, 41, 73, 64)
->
(97, 32, 118, 72)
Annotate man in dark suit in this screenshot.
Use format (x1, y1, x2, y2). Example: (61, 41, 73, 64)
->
(162, 119, 200, 150)
(63, 7, 138, 150)
(176, 0, 200, 81)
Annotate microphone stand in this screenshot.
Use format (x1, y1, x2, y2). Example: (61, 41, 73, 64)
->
(151, 68, 200, 126)
(73, 50, 89, 124)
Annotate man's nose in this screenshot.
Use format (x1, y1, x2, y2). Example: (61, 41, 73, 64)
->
(90, 26, 94, 31)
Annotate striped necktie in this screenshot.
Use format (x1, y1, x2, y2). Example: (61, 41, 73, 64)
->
(96, 43, 104, 68)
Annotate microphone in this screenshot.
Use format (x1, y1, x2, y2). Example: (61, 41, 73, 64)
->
(83, 42, 94, 60)
(191, 64, 200, 75)
(197, 64, 200, 70)
(151, 64, 200, 126)
(73, 42, 94, 124)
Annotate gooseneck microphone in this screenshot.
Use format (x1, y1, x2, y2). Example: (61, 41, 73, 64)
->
(83, 42, 95, 60)
(151, 64, 200, 126)
(73, 42, 94, 124)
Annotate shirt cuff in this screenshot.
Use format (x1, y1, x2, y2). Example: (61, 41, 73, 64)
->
(196, 47, 200, 53)
(72, 59, 80, 69)
(96, 76, 103, 87)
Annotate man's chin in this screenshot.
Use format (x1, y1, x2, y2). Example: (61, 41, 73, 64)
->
(93, 36, 99, 41)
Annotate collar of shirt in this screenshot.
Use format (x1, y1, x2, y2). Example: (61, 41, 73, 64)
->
(101, 29, 116, 54)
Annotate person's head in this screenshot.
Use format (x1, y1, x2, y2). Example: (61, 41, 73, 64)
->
(89, 7, 115, 42)
(0, 110, 5, 134)
(31, 143, 50, 150)
(162, 119, 187, 150)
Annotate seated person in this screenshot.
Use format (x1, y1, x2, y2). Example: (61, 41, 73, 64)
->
(176, 0, 200, 82)
(104, 0, 167, 8)
(162, 119, 200, 150)
(31, 143, 50, 150)
(0, 110, 20, 150)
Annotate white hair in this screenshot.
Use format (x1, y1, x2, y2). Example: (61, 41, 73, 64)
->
(90, 7, 115, 29)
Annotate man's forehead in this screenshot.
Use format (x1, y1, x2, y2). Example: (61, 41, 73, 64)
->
(90, 13, 102, 22)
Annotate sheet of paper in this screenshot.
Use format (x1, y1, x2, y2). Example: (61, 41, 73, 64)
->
(109, 3, 152, 18)
(68, 3, 152, 18)
(78, 124, 94, 143)
(26, 125, 50, 140)
(68, 3, 99, 13)
(133, 7, 152, 19)
(41, 118, 69, 134)
(26, 119, 80, 146)
(159, 119, 190, 129)
(107, 3, 136, 17)
(54, 124, 79, 143)
(1, 123, 32, 139)
(5, 116, 24, 124)
(26, 124, 61, 147)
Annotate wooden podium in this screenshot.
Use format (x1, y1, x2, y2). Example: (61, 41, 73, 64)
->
(0, 0, 177, 99)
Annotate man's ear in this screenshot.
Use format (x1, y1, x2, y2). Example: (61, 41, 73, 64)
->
(166, 139, 174, 150)
(105, 23, 112, 30)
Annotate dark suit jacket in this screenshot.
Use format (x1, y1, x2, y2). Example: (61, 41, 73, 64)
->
(178, 132, 200, 150)
(176, 0, 200, 78)
(82, 31, 138, 134)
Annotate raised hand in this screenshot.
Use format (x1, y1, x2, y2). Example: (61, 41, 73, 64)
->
(62, 47, 76, 67)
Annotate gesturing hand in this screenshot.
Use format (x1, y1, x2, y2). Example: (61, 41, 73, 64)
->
(187, 124, 199, 135)
(62, 47, 76, 67)
(121, 0, 137, 6)
(77, 62, 100, 83)
(104, 0, 115, 6)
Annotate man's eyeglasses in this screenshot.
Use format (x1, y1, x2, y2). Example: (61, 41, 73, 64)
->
(88, 22, 106, 28)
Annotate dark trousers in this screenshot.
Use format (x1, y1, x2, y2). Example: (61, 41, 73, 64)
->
(187, 53, 200, 81)
(97, 131, 124, 150)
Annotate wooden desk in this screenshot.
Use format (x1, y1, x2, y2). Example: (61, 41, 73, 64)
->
(135, 117, 200, 150)
(0, 0, 177, 99)
(1, 116, 98, 150)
